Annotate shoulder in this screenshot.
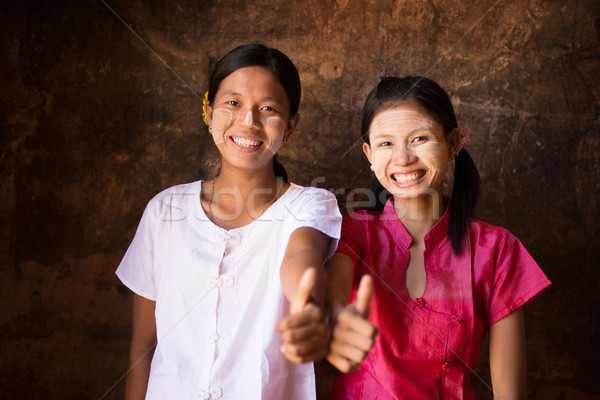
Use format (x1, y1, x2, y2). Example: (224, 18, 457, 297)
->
(144, 180, 202, 219)
(285, 183, 337, 202)
(467, 218, 513, 242)
(467, 217, 533, 261)
(343, 208, 381, 226)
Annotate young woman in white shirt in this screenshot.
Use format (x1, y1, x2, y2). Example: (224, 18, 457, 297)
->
(117, 43, 342, 400)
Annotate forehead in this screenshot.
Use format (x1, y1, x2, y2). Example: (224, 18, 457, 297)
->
(216, 66, 287, 100)
(370, 104, 441, 136)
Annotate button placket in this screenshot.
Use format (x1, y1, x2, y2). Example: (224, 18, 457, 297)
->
(210, 387, 223, 399)
(208, 332, 220, 343)
(413, 297, 426, 309)
(196, 390, 211, 400)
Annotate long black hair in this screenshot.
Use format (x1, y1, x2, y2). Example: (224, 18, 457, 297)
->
(361, 76, 480, 254)
(207, 43, 301, 182)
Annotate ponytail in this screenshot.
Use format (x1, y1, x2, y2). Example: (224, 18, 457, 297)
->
(273, 156, 288, 183)
(449, 149, 480, 254)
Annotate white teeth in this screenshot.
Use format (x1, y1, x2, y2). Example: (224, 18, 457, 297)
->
(232, 136, 261, 148)
(392, 172, 422, 183)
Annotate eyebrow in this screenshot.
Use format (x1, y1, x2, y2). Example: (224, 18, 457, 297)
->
(220, 90, 284, 104)
(371, 126, 433, 139)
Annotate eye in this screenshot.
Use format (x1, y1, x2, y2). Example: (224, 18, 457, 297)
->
(226, 100, 240, 107)
(377, 141, 392, 147)
(260, 105, 279, 113)
(411, 136, 428, 144)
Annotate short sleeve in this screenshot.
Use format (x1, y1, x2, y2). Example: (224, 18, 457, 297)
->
(282, 186, 342, 260)
(488, 230, 551, 326)
(337, 213, 365, 269)
(115, 200, 159, 301)
(335, 212, 367, 281)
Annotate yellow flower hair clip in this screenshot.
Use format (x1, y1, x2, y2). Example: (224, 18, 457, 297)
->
(202, 91, 209, 126)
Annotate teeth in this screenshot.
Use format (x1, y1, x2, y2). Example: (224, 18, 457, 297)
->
(392, 172, 422, 183)
(232, 136, 261, 148)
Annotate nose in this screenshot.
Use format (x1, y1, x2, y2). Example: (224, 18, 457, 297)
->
(392, 145, 417, 165)
(242, 109, 260, 127)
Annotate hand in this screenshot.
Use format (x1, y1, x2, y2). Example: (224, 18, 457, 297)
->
(275, 267, 329, 364)
(327, 274, 378, 373)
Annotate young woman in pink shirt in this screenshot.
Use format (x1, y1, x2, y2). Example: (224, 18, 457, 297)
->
(326, 76, 551, 399)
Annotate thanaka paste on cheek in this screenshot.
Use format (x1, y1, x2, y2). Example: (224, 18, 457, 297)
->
(211, 108, 233, 144)
(415, 141, 447, 172)
(369, 147, 392, 183)
(265, 116, 287, 154)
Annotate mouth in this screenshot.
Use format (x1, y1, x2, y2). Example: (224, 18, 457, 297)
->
(230, 136, 263, 148)
(391, 170, 426, 184)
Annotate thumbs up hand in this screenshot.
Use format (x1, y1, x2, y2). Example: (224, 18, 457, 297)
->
(276, 267, 329, 364)
(327, 274, 378, 373)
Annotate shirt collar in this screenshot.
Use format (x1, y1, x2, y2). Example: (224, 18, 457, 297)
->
(382, 197, 451, 250)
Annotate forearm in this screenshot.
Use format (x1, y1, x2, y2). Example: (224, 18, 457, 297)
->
(280, 228, 330, 307)
(489, 307, 526, 400)
(124, 345, 154, 400)
(280, 249, 326, 305)
(126, 294, 157, 400)
(325, 253, 355, 316)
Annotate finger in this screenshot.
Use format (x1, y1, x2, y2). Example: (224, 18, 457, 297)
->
(326, 353, 358, 373)
(329, 340, 369, 364)
(337, 309, 378, 338)
(290, 267, 317, 315)
(280, 322, 329, 344)
(277, 303, 325, 331)
(353, 274, 374, 317)
(331, 326, 375, 352)
(280, 337, 329, 363)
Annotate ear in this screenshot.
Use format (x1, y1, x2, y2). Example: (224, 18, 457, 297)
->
(447, 128, 461, 157)
(284, 113, 300, 142)
(362, 142, 373, 164)
(205, 101, 213, 127)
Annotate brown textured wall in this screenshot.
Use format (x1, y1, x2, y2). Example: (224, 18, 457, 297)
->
(1, 1, 599, 399)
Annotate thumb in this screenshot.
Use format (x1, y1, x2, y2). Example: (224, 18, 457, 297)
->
(290, 267, 316, 315)
(353, 274, 374, 317)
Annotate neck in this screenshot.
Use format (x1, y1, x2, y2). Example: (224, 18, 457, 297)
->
(215, 163, 279, 195)
(393, 191, 445, 241)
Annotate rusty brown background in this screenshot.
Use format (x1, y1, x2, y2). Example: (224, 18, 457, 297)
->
(1, 0, 599, 399)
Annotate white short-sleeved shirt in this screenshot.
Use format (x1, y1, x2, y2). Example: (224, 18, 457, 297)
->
(116, 180, 342, 400)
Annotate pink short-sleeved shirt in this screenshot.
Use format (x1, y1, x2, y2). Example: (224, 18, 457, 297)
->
(331, 199, 551, 400)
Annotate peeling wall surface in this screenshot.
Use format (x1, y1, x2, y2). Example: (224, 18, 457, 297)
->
(1, 1, 599, 399)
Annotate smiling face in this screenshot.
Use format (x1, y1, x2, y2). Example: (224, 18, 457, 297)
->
(206, 66, 298, 173)
(364, 102, 457, 201)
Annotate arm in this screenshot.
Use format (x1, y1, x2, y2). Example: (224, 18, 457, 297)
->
(489, 306, 526, 400)
(275, 227, 330, 363)
(325, 253, 377, 372)
(125, 293, 157, 400)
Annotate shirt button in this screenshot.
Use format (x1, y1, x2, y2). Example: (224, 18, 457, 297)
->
(209, 333, 220, 343)
(441, 361, 450, 370)
(196, 391, 210, 400)
(221, 276, 234, 287)
(449, 315, 462, 325)
(414, 297, 426, 308)
(210, 387, 223, 399)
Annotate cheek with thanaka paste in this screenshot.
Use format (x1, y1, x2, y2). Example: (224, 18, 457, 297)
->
(415, 141, 448, 177)
(264, 116, 287, 154)
(211, 108, 233, 144)
(369, 147, 392, 182)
